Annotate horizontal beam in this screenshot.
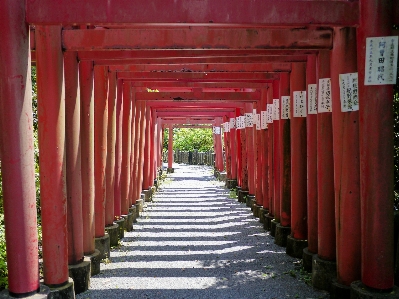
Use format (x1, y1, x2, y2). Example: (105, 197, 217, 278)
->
(26, 0, 359, 26)
(131, 81, 270, 89)
(63, 27, 332, 50)
(77, 49, 318, 60)
(136, 91, 260, 102)
(110, 63, 292, 72)
(145, 101, 245, 109)
(94, 55, 308, 65)
(166, 124, 214, 128)
(156, 111, 233, 117)
(119, 71, 279, 81)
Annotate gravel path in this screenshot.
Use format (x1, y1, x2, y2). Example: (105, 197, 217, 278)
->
(77, 164, 329, 299)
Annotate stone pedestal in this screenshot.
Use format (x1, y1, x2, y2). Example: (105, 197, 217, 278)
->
(226, 179, 237, 189)
(123, 213, 134, 232)
(95, 233, 110, 260)
(218, 171, 227, 181)
(238, 190, 248, 203)
(105, 223, 119, 247)
(0, 285, 50, 299)
(270, 219, 279, 237)
(167, 167, 174, 173)
(85, 249, 101, 276)
(68, 258, 91, 294)
(47, 278, 74, 299)
(274, 224, 291, 247)
(312, 254, 337, 293)
(136, 198, 144, 214)
(114, 217, 125, 239)
(246, 194, 255, 209)
(142, 189, 152, 202)
(350, 281, 399, 299)
(129, 206, 137, 223)
(331, 279, 351, 299)
(286, 235, 308, 258)
(253, 204, 262, 218)
(259, 207, 266, 224)
(264, 213, 273, 231)
(302, 247, 315, 273)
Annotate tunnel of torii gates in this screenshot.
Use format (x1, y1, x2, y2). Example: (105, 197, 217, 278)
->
(0, 0, 399, 298)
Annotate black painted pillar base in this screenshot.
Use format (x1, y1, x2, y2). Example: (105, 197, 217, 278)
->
(0, 285, 50, 299)
(94, 233, 110, 260)
(238, 190, 249, 203)
(47, 279, 75, 299)
(68, 258, 91, 294)
(85, 249, 101, 276)
(350, 281, 399, 299)
(270, 219, 278, 237)
(330, 279, 351, 299)
(274, 224, 291, 247)
(312, 254, 337, 293)
(114, 217, 125, 239)
(286, 235, 308, 259)
(105, 223, 119, 247)
(302, 247, 315, 273)
(264, 213, 273, 231)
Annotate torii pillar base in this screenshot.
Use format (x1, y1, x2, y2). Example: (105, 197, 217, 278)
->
(68, 258, 91, 294)
(167, 167, 174, 173)
(0, 285, 50, 299)
(129, 206, 137, 223)
(302, 247, 315, 273)
(275, 224, 290, 247)
(226, 179, 237, 190)
(47, 278, 75, 299)
(85, 249, 101, 276)
(238, 190, 248, 204)
(114, 218, 125, 240)
(330, 280, 351, 299)
(122, 213, 134, 232)
(270, 219, 279, 237)
(312, 255, 337, 293)
(258, 208, 267, 224)
(95, 234, 110, 260)
(246, 194, 255, 209)
(142, 189, 152, 202)
(253, 204, 262, 218)
(135, 199, 144, 216)
(264, 213, 274, 231)
(105, 223, 119, 247)
(286, 235, 308, 259)
(350, 281, 399, 299)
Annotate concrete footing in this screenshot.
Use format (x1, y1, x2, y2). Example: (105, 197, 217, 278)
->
(246, 195, 255, 209)
(259, 207, 266, 224)
(330, 279, 351, 299)
(85, 249, 101, 276)
(129, 205, 137, 223)
(68, 258, 91, 294)
(142, 189, 152, 202)
(350, 281, 399, 299)
(253, 204, 262, 218)
(105, 223, 119, 247)
(136, 199, 144, 214)
(47, 278, 75, 299)
(167, 167, 174, 173)
(238, 190, 248, 203)
(218, 171, 227, 181)
(95, 233, 110, 260)
(123, 213, 134, 232)
(312, 254, 337, 292)
(302, 247, 315, 273)
(226, 179, 237, 189)
(0, 285, 50, 299)
(274, 224, 291, 247)
(264, 213, 273, 231)
(270, 219, 278, 237)
(114, 217, 125, 239)
(286, 235, 308, 258)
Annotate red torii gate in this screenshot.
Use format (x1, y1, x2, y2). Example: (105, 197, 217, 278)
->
(0, 1, 398, 299)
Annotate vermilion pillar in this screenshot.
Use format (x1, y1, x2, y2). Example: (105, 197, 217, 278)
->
(0, 1, 40, 294)
(94, 65, 108, 238)
(132, 100, 142, 202)
(128, 91, 136, 207)
(356, 0, 395, 291)
(215, 117, 224, 172)
(245, 103, 255, 196)
(230, 116, 237, 182)
(149, 109, 156, 184)
(267, 85, 274, 218)
(168, 124, 174, 170)
(240, 112, 248, 192)
(121, 81, 132, 214)
(223, 116, 232, 180)
(260, 89, 269, 210)
(36, 25, 69, 286)
(80, 61, 95, 255)
(287, 62, 308, 257)
(279, 73, 291, 228)
(255, 101, 263, 207)
(137, 101, 147, 199)
(331, 27, 361, 290)
(142, 103, 152, 191)
(316, 50, 336, 261)
(105, 71, 116, 226)
(236, 108, 242, 187)
(272, 79, 281, 225)
(64, 51, 84, 264)
(114, 79, 123, 219)
(303, 54, 318, 271)
(275, 73, 291, 247)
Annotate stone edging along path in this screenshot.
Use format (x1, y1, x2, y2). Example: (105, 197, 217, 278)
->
(77, 164, 329, 299)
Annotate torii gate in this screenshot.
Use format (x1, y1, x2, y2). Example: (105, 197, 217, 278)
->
(0, 1, 399, 299)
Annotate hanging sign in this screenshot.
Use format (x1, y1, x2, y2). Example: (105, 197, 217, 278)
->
(229, 117, 236, 129)
(365, 36, 398, 85)
(261, 111, 268, 129)
(266, 104, 274, 123)
(293, 91, 307, 117)
(236, 116, 245, 130)
(339, 72, 359, 112)
(255, 114, 261, 130)
(318, 78, 332, 113)
(213, 126, 221, 135)
(273, 99, 280, 120)
(245, 113, 254, 127)
(308, 84, 318, 114)
(281, 96, 290, 119)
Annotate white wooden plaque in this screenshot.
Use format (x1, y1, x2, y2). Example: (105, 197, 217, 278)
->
(281, 96, 290, 119)
(293, 91, 307, 117)
(245, 113, 254, 127)
(229, 117, 236, 129)
(266, 104, 274, 123)
(318, 78, 332, 113)
(261, 111, 268, 129)
(339, 72, 359, 112)
(308, 84, 318, 114)
(255, 114, 261, 130)
(273, 99, 280, 120)
(365, 36, 398, 85)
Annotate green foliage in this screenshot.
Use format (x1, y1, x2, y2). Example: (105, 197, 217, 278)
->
(0, 214, 7, 289)
(169, 128, 214, 152)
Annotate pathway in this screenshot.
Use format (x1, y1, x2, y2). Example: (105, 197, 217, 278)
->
(77, 164, 329, 299)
